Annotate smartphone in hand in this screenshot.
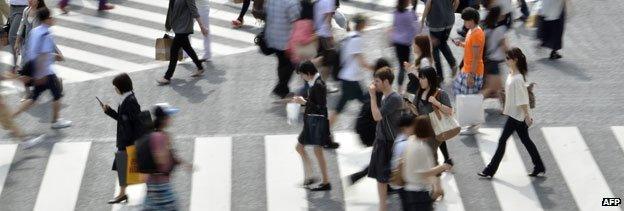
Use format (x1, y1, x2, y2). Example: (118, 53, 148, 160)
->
(96, 97, 104, 108)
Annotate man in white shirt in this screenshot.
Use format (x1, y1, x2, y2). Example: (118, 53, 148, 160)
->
(12, 8, 72, 129)
(328, 14, 372, 126)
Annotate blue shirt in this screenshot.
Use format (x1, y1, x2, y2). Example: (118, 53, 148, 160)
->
(265, 0, 300, 50)
(26, 24, 56, 79)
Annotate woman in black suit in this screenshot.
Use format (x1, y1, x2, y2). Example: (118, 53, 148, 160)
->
(292, 61, 331, 191)
(100, 73, 143, 204)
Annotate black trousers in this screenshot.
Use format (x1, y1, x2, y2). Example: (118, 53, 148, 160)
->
(272, 50, 295, 98)
(399, 189, 433, 211)
(393, 43, 411, 86)
(335, 80, 366, 113)
(429, 28, 456, 81)
(237, 0, 251, 21)
(164, 33, 202, 80)
(483, 117, 545, 175)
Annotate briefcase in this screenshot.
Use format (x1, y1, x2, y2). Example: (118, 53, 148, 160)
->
(155, 34, 183, 61)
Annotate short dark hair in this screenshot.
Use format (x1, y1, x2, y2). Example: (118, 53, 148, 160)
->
(37, 7, 51, 22)
(413, 115, 434, 139)
(461, 7, 480, 23)
(398, 113, 415, 128)
(112, 73, 134, 93)
(374, 67, 394, 84)
(374, 58, 391, 71)
(296, 60, 318, 75)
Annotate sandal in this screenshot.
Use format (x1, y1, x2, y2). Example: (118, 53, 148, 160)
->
(231, 19, 243, 29)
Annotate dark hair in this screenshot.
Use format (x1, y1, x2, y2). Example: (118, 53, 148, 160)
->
(296, 60, 318, 75)
(374, 58, 391, 72)
(413, 35, 432, 67)
(398, 113, 415, 128)
(112, 73, 134, 93)
(300, 0, 313, 20)
(484, 6, 501, 29)
(35, 0, 47, 9)
(36, 7, 51, 22)
(416, 66, 439, 100)
(461, 7, 480, 23)
(352, 13, 368, 30)
(374, 67, 395, 84)
(413, 115, 434, 138)
(506, 47, 528, 81)
(396, 0, 410, 12)
(153, 106, 169, 130)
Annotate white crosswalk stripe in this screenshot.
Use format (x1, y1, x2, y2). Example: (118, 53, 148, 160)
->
(2, 126, 622, 210)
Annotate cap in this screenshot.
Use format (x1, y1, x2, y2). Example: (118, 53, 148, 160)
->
(154, 103, 180, 116)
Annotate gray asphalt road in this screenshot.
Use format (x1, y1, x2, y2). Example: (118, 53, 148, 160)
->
(0, 0, 623, 210)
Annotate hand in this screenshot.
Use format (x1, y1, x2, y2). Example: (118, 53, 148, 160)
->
(443, 163, 452, 171)
(525, 116, 533, 127)
(452, 39, 461, 47)
(466, 74, 475, 87)
(14, 44, 21, 55)
(292, 96, 306, 105)
(368, 83, 377, 94)
(101, 104, 110, 112)
(428, 96, 439, 106)
(55, 53, 64, 62)
(200, 26, 209, 36)
(403, 61, 414, 73)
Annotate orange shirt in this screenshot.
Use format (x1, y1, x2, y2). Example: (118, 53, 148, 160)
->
(462, 27, 485, 76)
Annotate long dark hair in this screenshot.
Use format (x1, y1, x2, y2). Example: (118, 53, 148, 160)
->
(416, 66, 439, 100)
(506, 47, 528, 81)
(34, 0, 46, 9)
(413, 35, 432, 67)
(484, 6, 501, 29)
(396, 0, 409, 12)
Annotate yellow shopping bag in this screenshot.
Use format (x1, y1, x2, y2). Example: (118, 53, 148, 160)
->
(125, 145, 146, 185)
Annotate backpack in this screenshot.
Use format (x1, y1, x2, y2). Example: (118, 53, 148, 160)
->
(355, 92, 382, 147)
(135, 133, 157, 174)
(329, 34, 360, 81)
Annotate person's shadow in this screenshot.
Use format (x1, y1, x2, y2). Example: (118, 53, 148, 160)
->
(25, 100, 70, 124)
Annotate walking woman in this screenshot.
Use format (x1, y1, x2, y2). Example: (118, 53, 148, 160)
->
(144, 104, 192, 210)
(478, 47, 545, 178)
(390, 0, 418, 93)
(292, 61, 332, 191)
(399, 115, 452, 211)
(100, 73, 143, 204)
(422, 0, 459, 81)
(158, 0, 209, 85)
(537, 0, 569, 60)
(413, 66, 453, 199)
(482, 6, 508, 99)
(403, 35, 433, 94)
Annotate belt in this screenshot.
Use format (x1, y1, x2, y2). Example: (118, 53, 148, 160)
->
(10, 5, 28, 7)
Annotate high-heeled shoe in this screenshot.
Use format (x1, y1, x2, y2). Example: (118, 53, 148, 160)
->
(528, 169, 546, 177)
(107, 195, 128, 204)
(477, 172, 493, 179)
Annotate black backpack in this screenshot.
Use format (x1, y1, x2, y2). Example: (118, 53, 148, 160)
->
(135, 110, 156, 174)
(355, 92, 382, 147)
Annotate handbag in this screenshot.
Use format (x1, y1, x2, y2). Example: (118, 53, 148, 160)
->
(455, 94, 485, 126)
(304, 114, 330, 145)
(390, 154, 405, 187)
(155, 34, 183, 61)
(428, 90, 460, 142)
(125, 145, 146, 185)
(255, 25, 275, 55)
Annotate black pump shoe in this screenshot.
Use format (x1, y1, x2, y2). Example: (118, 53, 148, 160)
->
(309, 183, 332, 191)
(107, 195, 128, 204)
(477, 172, 493, 179)
(302, 178, 318, 187)
(528, 169, 546, 177)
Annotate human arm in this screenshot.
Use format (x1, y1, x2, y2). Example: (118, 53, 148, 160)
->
(421, 0, 432, 29)
(452, 0, 459, 11)
(419, 163, 452, 177)
(428, 91, 453, 115)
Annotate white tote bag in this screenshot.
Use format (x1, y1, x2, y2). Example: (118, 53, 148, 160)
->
(429, 109, 460, 142)
(286, 103, 301, 125)
(455, 94, 485, 126)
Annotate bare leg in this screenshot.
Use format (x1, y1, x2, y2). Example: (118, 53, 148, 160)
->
(296, 143, 313, 179)
(377, 182, 388, 211)
(313, 146, 329, 184)
(117, 185, 127, 198)
(12, 99, 35, 119)
(52, 100, 61, 123)
(328, 112, 338, 127)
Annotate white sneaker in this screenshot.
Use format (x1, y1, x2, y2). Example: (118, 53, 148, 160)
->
(51, 119, 72, 129)
(21, 134, 45, 149)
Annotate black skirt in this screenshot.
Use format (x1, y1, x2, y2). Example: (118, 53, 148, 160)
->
(298, 115, 330, 146)
(368, 138, 394, 183)
(537, 10, 566, 51)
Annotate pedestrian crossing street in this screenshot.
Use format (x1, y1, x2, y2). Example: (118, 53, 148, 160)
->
(0, 126, 623, 210)
(0, 0, 405, 92)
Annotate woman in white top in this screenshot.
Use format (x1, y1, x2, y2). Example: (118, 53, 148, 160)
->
(399, 115, 452, 211)
(403, 35, 433, 94)
(478, 47, 545, 178)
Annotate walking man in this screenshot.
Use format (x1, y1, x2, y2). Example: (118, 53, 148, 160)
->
(264, 0, 300, 98)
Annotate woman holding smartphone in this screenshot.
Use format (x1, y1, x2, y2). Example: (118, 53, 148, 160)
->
(100, 73, 144, 204)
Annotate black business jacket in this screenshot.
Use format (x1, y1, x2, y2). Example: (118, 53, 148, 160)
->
(104, 93, 142, 151)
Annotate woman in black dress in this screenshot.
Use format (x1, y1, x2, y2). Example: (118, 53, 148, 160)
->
(292, 61, 331, 191)
(100, 73, 143, 204)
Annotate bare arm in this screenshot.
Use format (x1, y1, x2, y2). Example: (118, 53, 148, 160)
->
(421, 0, 432, 28)
(420, 164, 451, 178)
(452, 0, 459, 11)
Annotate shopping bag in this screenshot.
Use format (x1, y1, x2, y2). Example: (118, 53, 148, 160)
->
(286, 103, 301, 125)
(125, 145, 146, 185)
(155, 34, 183, 61)
(455, 94, 485, 126)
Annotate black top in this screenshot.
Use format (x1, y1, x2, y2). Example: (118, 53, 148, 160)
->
(303, 77, 328, 117)
(105, 93, 143, 151)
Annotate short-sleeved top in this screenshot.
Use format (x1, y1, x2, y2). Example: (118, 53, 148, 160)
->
(391, 10, 418, 46)
(503, 74, 531, 121)
(27, 24, 55, 79)
(266, 0, 301, 50)
(415, 89, 451, 115)
(313, 0, 335, 38)
(426, 0, 455, 31)
(375, 92, 403, 141)
(391, 133, 409, 169)
(403, 137, 434, 191)
(462, 27, 485, 76)
(338, 32, 364, 81)
(485, 25, 508, 62)
(540, 0, 565, 21)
